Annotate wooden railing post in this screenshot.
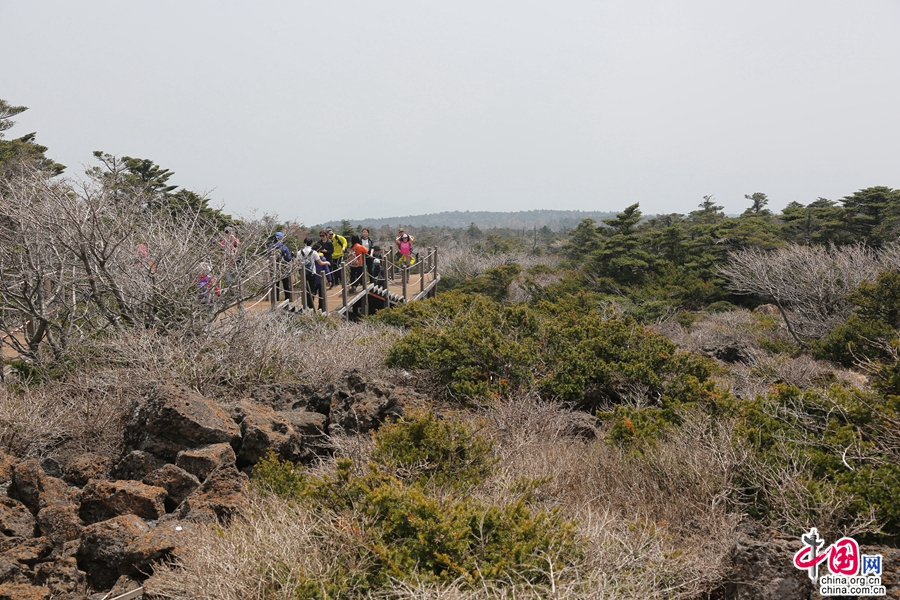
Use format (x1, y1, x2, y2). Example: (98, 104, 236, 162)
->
(363, 266, 369, 317)
(341, 262, 349, 315)
(419, 256, 425, 293)
(302, 270, 311, 311)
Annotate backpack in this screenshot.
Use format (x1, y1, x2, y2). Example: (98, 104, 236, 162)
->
(300, 247, 316, 272)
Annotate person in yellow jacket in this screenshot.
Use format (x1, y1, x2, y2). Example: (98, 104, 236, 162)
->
(327, 228, 348, 284)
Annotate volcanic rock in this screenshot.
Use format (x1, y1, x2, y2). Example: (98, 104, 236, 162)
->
(79, 480, 166, 524)
(123, 383, 241, 461)
(174, 443, 236, 482)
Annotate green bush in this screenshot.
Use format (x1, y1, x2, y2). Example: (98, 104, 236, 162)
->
(251, 449, 306, 498)
(734, 384, 900, 538)
(706, 301, 736, 314)
(381, 292, 722, 408)
(455, 264, 522, 302)
(382, 293, 541, 398)
(251, 416, 581, 596)
(814, 269, 900, 367)
(370, 411, 495, 490)
(302, 461, 580, 590)
(537, 304, 720, 409)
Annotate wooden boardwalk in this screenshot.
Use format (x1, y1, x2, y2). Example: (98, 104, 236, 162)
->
(273, 246, 441, 318)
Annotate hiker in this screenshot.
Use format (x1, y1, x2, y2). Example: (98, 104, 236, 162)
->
(396, 231, 414, 268)
(361, 227, 376, 278)
(269, 231, 293, 301)
(196, 262, 220, 305)
(135, 242, 157, 274)
(347, 234, 370, 293)
(370, 245, 384, 285)
(298, 237, 329, 309)
(314, 229, 334, 286)
(360, 228, 375, 252)
(327, 228, 348, 285)
(395, 229, 415, 248)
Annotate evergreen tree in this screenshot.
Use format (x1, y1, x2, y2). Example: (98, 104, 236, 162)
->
(723, 196, 783, 251)
(779, 198, 847, 246)
(742, 192, 771, 216)
(562, 218, 602, 262)
(0, 99, 65, 176)
(689, 195, 725, 224)
(840, 186, 900, 246)
(588, 204, 658, 285)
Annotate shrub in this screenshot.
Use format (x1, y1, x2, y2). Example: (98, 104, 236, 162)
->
(381, 292, 722, 409)
(813, 269, 900, 368)
(251, 455, 581, 594)
(370, 412, 494, 490)
(382, 294, 542, 398)
(536, 304, 721, 410)
(734, 384, 900, 538)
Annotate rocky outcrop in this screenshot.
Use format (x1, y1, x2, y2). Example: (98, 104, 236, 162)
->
(175, 443, 237, 482)
(123, 383, 241, 461)
(79, 480, 167, 524)
(714, 529, 900, 599)
(318, 370, 407, 436)
(0, 583, 51, 600)
(35, 501, 83, 544)
(111, 450, 165, 482)
(231, 400, 308, 467)
(0, 451, 16, 485)
(62, 453, 111, 488)
(7, 460, 71, 516)
(123, 521, 191, 575)
(0, 497, 36, 538)
(76, 514, 150, 590)
(32, 557, 86, 598)
(0, 371, 418, 596)
(251, 382, 328, 413)
(173, 465, 248, 524)
(143, 465, 200, 512)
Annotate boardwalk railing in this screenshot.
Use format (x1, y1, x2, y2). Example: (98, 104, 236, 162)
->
(276, 247, 440, 318)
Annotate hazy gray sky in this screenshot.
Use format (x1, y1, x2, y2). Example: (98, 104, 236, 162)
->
(2, 1, 898, 225)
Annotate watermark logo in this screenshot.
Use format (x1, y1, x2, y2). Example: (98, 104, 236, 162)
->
(793, 527, 885, 596)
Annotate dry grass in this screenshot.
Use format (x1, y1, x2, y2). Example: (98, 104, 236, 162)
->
(0, 310, 403, 466)
(149, 494, 365, 600)
(149, 395, 748, 599)
(439, 245, 559, 283)
(739, 452, 880, 541)
(475, 395, 746, 599)
(26, 310, 405, 401)
(657, 310, 870, 400)
(0, 371, 134, 462)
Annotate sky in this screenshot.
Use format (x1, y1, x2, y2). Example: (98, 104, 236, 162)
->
(1, 1, 898, 225)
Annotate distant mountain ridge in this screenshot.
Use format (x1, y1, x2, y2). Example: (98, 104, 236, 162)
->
(324, 209, 625, 231)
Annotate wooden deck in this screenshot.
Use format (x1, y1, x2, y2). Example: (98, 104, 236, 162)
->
(275, 247, 441, 318)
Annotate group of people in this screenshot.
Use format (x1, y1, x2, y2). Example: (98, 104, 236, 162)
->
(270, 227, 416, 309)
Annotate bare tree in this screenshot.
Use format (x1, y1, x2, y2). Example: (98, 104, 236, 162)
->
(719, 244, 888, 344)
(0, 165, 276, 361)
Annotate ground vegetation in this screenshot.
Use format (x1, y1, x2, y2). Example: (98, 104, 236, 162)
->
(2, 99, 900, 597)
